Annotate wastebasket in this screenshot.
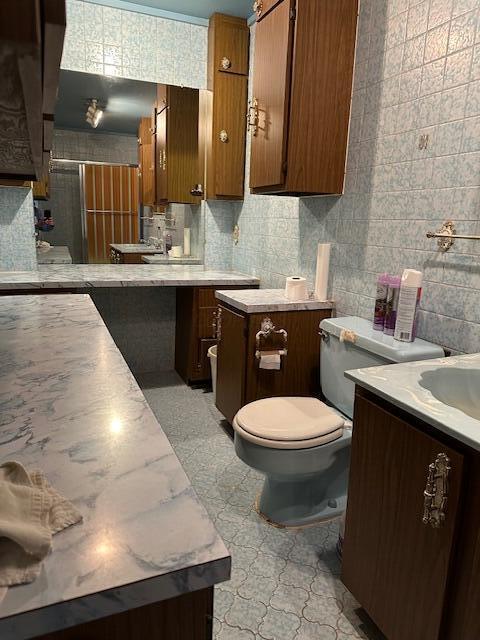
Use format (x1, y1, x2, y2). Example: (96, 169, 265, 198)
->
(207, 345, 218, 401)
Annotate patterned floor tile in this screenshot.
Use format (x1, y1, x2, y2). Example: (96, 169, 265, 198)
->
(258, 608, 301, 640)
(140, 372, 384, 640)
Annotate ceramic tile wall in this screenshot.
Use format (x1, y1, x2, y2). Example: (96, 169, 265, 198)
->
(62, 0, 207, 88)
(211, 3, 480, 354)
(0, 188, 36, 271)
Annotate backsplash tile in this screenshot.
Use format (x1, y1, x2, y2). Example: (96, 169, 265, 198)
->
(0, 188, 36, 271)
(62, 0, 207, 89)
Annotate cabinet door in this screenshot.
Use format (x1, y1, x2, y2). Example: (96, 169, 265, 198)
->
(342, 394, 464, 640)
(212, 14, 249, 75)
(155, 105, 168, 204)
(213, 73, 248, 198)
(249, 0, 294, 191)
(216, 305, 247, 424)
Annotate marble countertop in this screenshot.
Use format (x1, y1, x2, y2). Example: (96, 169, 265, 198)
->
(36, 246, 72, 264)
(0, 295, 230, 639)
(110, 243, 163, 254)
(142, 255, 203, 265)
(346, 353, 480, 451)
(215, 288, 334, 313)
(0, 265, 260, 290)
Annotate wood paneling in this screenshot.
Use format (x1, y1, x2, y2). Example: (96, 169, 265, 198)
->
(34, 587, 214, 640)
(83, 164, 139, 264)
(286, 0, 358, 194)
(245, 309, 329, 403)
(216, 305, 248, 424)
(249, 0, 294, 190)
(342, 393, 463, 640)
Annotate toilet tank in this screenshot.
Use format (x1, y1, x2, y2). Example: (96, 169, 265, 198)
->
(320, 316, 444, 420)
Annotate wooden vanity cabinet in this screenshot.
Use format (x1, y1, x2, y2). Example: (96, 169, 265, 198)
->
(200, 14, 249, 200)
(138, 116, 155, 206)
(215, 304, 332, 424)
(0, 1, 65, 182)
(155, 85, 202, 205)
(175, 285, 258, 385)
(249, 0, 358, 196)
(342, 388, 480, 640)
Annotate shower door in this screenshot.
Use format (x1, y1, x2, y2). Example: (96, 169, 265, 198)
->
(80, 163, 139, 263)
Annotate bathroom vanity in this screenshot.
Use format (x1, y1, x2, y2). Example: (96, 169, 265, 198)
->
(109, 243, 164, 264)
(342, 355, 480, 640)
(214, 289, 333, 423)
(0, 294, 230, 640)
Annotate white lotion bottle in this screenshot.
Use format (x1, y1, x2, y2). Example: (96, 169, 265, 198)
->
(394, 269, 423, 343)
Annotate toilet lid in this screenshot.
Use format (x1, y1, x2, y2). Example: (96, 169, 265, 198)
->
(235, 397, 344, 442)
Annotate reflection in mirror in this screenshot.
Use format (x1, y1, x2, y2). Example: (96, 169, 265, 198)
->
(35, 69, 204, 265)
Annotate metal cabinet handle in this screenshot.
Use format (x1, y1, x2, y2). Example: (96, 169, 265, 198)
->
(221, 56, 232, 70)
(253, 0, 263, 17)
(422, 453, 451, 528)
(246, 97, 259, 136)
(216, 307, 222, 342)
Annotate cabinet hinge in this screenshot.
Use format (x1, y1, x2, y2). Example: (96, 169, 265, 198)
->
(290, 7, 296, 20)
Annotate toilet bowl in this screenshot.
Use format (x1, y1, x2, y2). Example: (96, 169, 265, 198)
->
(232, 316, 445, 527)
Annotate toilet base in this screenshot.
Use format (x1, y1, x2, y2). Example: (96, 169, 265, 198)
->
(256, 475, 347, 528)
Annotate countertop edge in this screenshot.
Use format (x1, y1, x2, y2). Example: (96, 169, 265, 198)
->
(346, 370, 480, 452)
(215, 290, 334, 314)
(0, 555, 231, 640)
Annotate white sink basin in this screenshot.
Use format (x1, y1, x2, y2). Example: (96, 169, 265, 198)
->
(419, 367, 480, 421)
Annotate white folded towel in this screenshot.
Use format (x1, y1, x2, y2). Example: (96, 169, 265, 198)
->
(259, 353, 282, 370)
(0, 461, 82, 586)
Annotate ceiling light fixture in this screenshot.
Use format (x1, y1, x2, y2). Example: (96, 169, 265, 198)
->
(85, 99, 104, 128)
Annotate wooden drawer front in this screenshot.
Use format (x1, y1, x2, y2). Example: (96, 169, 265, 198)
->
(198, 287, 217, 308)
(199, 307, 217, 339)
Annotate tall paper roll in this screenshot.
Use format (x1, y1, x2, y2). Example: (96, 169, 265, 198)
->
(285, 276, 308, 301)
(315, 243, 331, 301)
(183, 228, 191, 256)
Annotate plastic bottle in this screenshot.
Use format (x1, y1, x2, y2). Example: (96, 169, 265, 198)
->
(373, 273, 389, 331)
(394, 269, 423, 343)
(384, 275, 401, 336)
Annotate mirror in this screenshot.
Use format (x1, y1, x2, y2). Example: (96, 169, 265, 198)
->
(35, 69, 204, 265)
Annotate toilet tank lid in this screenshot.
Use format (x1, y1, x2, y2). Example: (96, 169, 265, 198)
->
(319, 316, 444, 363)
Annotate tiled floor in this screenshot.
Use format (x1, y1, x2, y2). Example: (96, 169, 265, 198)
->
(139, 372, 384, 640)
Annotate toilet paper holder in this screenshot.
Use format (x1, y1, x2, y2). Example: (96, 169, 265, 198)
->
(255, 318, 288, 359)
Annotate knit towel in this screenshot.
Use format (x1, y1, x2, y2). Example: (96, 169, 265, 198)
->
(0, 461, 82, 586)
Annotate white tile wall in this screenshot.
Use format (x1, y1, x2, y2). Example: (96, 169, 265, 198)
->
(61, 0, 207, 88)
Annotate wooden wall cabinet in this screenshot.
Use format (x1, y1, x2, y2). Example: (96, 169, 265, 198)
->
(200, 14, 249, 200)
(0, 1, 65, 183)
(342, 389, 480, 640)
(249, 0, 358, 196)
(175, 286, 258, 385)
(155, 85, 202, 206)
(215, 304, 332, 424)
(138, 116, 155, 206)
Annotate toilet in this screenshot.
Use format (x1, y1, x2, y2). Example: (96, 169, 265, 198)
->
(233, 316, 444, 527)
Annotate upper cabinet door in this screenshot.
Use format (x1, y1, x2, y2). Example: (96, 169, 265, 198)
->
(155, 105, 168, 204)
(249, 0, 294, 191)
(211, 14, 249, 76)
(253, 0, 284, 21)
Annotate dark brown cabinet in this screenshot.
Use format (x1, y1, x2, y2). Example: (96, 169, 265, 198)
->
(342, 389, 480, 640)
(0, 1, 65, 182)
(155, 85, 201, 205)
(215, 304, 332, 424)
(201, 14, 249, 200)
(175, 286, 258, 385)
(249, 0, 358, 196)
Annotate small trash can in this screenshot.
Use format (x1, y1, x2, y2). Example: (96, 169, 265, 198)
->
(207, 345, 218, 401)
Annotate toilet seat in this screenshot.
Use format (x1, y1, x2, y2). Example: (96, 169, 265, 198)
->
(233, 397, 344, 450)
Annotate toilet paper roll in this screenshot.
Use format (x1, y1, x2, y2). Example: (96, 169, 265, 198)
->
(171, 245, 183, 258)
(183, 228, 191, 256)
(285, 276, 308, 301)
(315, 243, 331, 301)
